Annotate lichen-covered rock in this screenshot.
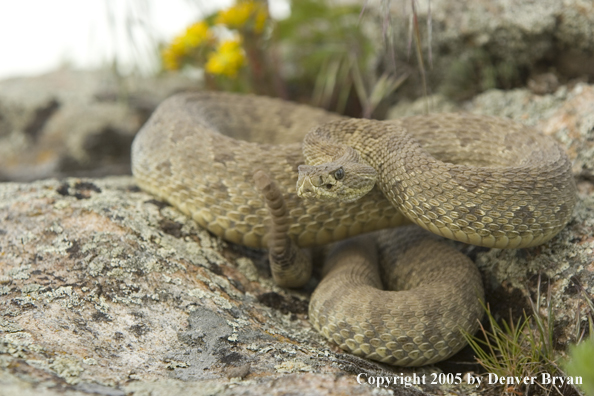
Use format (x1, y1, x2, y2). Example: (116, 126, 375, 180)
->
(0, 70, 199, 182)
(0, 177, 449, 396)
(377, 0, 594, 99)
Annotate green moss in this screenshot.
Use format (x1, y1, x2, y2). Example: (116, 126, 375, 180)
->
(440, 48, 524, 100)
(564, 336, 594, 396)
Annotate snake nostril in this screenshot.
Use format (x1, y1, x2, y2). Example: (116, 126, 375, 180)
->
(326, 184, 332, 190)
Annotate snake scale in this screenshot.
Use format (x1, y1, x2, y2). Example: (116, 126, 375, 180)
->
(131, 92, 576, 366)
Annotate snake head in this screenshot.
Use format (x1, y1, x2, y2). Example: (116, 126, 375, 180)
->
(297, 161, 377, 202)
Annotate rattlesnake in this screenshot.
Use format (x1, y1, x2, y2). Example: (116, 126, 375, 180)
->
(131, 92, 576, 366)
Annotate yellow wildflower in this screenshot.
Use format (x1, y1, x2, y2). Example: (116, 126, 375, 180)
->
(253, 5, 267, 33)
(216, 1, 268, 34)
(162, 47, 180, 70)
(205, 39, 246, 78)
(182, 21, 211, 48)
(162, 21, 212, 71)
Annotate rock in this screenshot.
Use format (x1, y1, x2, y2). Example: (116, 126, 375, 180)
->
(386, 94, 459, 119)
(372, 0, 594, 99)
(0, 69, 199, 182)
(0, 177, 447, 396)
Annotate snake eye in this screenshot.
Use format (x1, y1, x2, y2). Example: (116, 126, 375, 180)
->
(334, 167, 344, 180)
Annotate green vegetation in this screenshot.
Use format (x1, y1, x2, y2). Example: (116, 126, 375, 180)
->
(464, 279, 587, 396)
(160, 0, 405, 117)
(564, 290, 594, 396)
(465, 305, 561, 394)
(564, 334, 594, 396)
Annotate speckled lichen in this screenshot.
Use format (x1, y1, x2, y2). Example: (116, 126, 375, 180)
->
(49, 356, 84, 384)
(1, 176, 447, 395)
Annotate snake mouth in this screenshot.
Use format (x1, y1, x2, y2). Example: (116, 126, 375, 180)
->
(297, 176, 318, 199)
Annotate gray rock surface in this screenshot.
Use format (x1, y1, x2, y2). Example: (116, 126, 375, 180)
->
(0, 177, 453, 396)
(0, 70, 199, 182)
(374, 0, 594, 99)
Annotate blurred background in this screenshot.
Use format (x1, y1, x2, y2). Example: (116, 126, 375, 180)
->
(1, 0, 593, 183)
(0, 0, 290, 79)
(1, 0, 409, 183)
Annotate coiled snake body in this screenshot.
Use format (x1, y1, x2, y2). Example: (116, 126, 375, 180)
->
(132, 92, 576, 366)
